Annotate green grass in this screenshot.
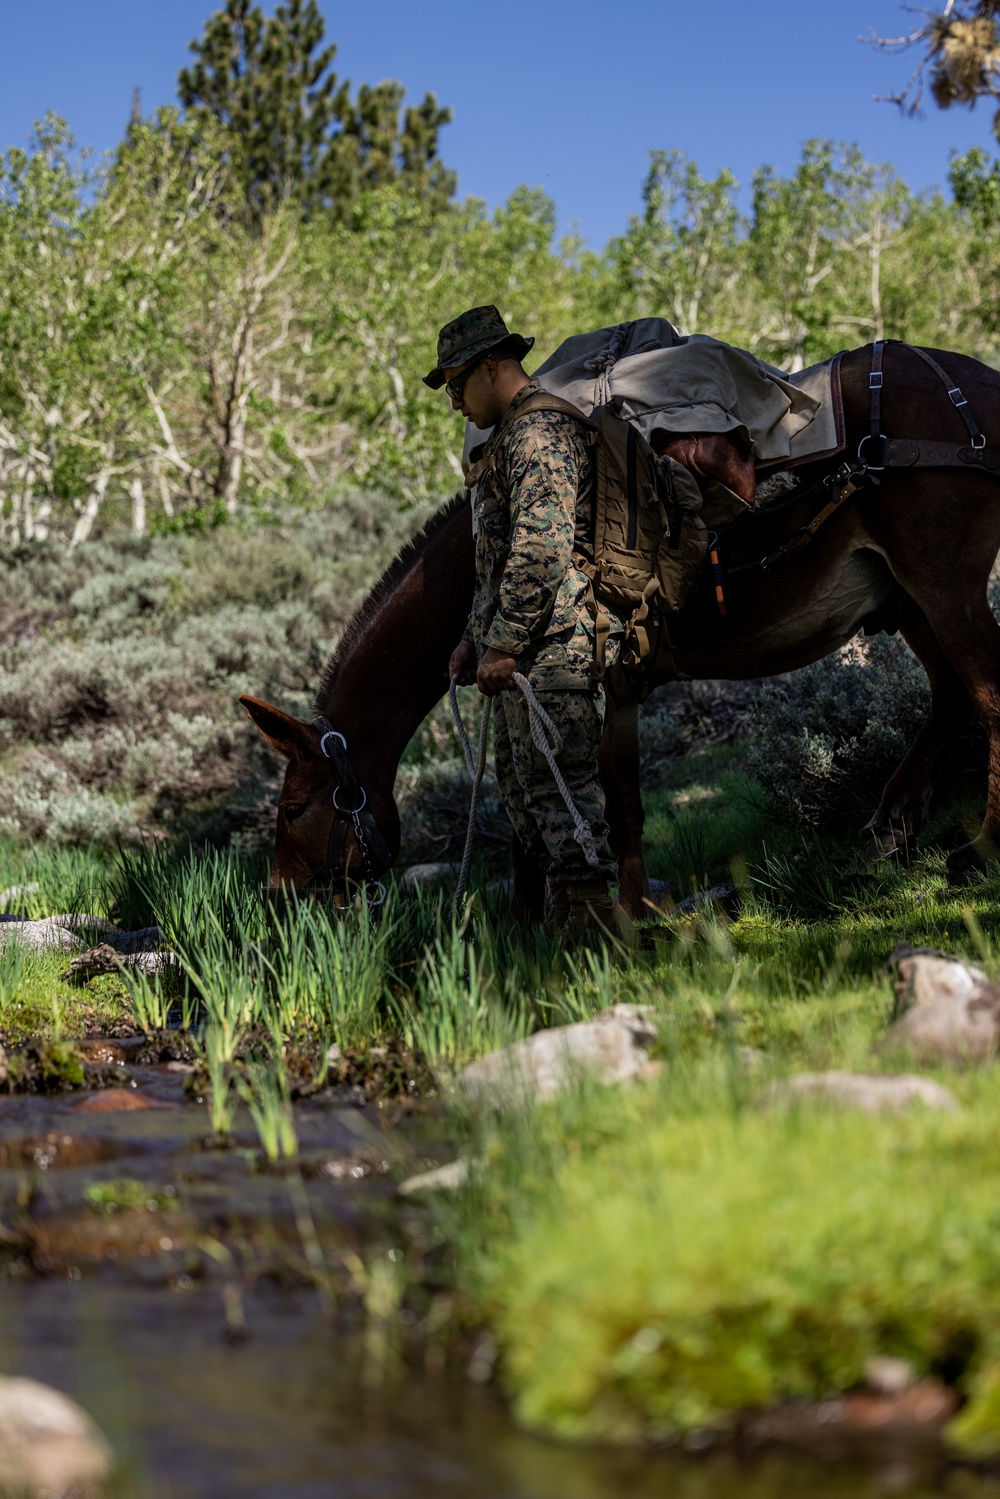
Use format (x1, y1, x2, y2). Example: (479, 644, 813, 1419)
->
(450, 1064, 1000, 1452)
(7, 743, 1000, 1455)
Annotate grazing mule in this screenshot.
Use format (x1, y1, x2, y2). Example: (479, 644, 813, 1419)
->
(242, 342, 1000, 920)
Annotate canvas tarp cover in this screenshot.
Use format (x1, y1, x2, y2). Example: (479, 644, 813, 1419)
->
(461, 317, 842, 473)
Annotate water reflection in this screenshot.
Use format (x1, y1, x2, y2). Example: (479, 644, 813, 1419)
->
(0, 1280, 987, 1498)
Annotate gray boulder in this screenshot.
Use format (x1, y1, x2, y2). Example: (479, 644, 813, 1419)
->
(0, 915, 164, 958)
(885, 950, 1000, 1064)
(759, 1070, 958, 1114)
(399, 863, 460, 894)
(398, 1159, 472, 1197)
(457, 1004, 658, 1109)
(0, 1375, 112, 1496)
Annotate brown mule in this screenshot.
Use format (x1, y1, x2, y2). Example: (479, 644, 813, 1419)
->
(242, 342, 1000, 919)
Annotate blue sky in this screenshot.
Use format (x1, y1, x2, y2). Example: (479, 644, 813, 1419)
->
(2, 1, 995, 248)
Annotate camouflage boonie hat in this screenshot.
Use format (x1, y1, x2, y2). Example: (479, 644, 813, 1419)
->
(422, 304, 534, 389)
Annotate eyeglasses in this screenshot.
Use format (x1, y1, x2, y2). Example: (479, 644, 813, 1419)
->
(445, 351, 490, 402)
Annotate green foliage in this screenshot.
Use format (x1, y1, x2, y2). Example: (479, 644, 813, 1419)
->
(85, 1178, 169, 1214)
(238, 1059, 299, 1161)
(460, 1071, 1000, 1444)
(178, 0, 454, 219)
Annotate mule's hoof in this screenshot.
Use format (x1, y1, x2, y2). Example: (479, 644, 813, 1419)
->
(947, 842, 988, 886)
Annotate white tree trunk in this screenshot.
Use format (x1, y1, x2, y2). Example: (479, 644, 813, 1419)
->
(129, 476, 146, 536)
(70, 469, 110, 549)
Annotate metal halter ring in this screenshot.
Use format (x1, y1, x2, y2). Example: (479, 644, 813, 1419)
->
(319, 728, 347, 760)
(332, 784, 366, 814)
(856, 434, 886, 470)
(364, 882, 387, 908)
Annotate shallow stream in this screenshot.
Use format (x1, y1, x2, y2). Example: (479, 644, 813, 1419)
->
(0, 1049, 992, 1497)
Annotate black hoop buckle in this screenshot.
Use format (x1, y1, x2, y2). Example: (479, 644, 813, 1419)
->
(332, 785, 366, 814)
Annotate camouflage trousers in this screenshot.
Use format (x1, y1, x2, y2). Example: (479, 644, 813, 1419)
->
(492, 683, 617, 885)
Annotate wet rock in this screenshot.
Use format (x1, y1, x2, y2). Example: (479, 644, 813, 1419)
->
(4, 1041, 86, 1094)
(0, 1133, 123, 1169)
(885, 950, 1000, 1064)
(744, 1380, 957, 1454)
(865, 1356, 918, 1396)
(0, 1375, 112, 1496)
(75, 1040, 131, 1067)
(759, 1071, 959, 1114)
(457, 1005, 659, 1109)
(398, 1159, 471, 1197)
(400, 862, 460, 893)
(73, 1088, 168, 1114)
(128, 1029, 198, 1066)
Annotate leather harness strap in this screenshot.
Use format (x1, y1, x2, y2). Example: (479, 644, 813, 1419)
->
(906, 344, 987, 451)
(859, 338, 885, 466)
(863, 340, 999, 474)
(311, 714, 393, 898)
(725, 340, 1000, 580)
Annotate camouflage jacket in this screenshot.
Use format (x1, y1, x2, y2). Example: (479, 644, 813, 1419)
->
(466, 379, 601, 691)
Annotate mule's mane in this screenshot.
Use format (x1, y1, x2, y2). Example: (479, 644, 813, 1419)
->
(315, 492, 466, 711)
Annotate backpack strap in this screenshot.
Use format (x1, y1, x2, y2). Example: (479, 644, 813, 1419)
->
(500, 390, 596, 431)
(488, 391, 599, 477)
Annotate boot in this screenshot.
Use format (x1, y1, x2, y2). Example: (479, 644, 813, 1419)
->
(546, 879, 571, 941)
(557, 878, 625, 948)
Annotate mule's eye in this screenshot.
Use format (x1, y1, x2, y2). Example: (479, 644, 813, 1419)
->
(282, 802, 308, 825)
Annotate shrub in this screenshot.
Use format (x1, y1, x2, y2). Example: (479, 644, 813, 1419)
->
(745, 633, 931, 828)
(0, 495, 441, 847)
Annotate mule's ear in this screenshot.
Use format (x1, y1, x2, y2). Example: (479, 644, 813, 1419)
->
(239, 695, 314, 759)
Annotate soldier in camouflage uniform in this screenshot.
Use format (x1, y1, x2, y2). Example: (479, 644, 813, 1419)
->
(423, 305, 620, 941)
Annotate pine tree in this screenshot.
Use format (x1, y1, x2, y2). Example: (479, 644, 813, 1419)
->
(178, 0, 454, 217)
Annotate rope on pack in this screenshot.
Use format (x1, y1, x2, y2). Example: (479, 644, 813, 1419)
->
(448, 673, 601, 922)
(583, 321, 663, 407)
(449, 682, 492, 919)
(512, 672, 601, 872)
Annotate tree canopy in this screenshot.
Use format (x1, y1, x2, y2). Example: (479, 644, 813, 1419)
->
(178, 0, 454, 216)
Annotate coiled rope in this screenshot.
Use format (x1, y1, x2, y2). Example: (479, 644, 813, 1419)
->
(448, 673, 601, 919)
(583, 321, 663, 407)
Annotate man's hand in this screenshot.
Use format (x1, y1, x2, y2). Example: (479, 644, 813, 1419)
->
(449, 638, 477, 686)
(477, 647, 517, 697)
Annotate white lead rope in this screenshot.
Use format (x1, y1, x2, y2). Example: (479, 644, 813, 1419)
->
(448, 673, 601, 920)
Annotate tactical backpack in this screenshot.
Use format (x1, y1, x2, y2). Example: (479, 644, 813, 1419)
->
(489, 391, 708, 683)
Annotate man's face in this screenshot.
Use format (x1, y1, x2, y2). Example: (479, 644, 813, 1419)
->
(444, 355, 497, 430)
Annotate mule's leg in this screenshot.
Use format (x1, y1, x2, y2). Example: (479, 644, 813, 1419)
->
(599, 699, 651, 919)
(863, 604, 974, 858)
(873, 563, 1000, 879)
(511, 831, 546, 924)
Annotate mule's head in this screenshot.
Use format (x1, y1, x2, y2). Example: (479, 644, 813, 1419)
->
(239, 694, 399, 904)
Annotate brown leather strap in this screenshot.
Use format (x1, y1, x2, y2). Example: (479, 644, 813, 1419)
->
(882, 438, 1000, 473)
(906, 345, 986, 449)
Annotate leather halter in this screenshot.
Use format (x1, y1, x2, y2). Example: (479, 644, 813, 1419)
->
(310, 714, 394, 907)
